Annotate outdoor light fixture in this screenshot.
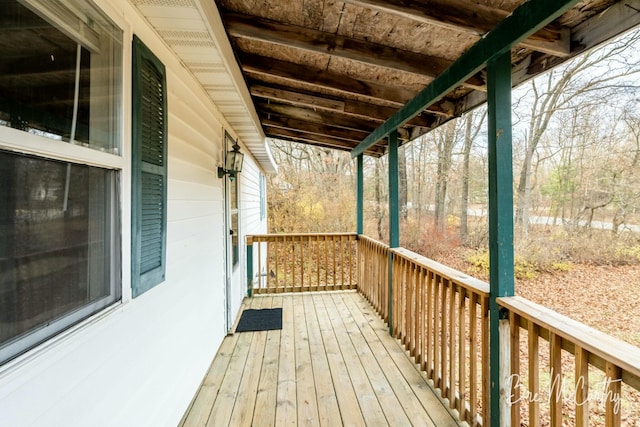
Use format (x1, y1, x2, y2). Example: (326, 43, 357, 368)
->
(218, 132, 244, 179)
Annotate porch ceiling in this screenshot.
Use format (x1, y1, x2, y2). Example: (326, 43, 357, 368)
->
(211, 0, 639, 157)
(133, 0, 640, 160)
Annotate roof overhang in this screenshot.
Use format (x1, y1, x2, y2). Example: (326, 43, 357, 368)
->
(131, 0, 278, 174)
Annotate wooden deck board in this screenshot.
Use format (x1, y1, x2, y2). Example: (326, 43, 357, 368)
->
(181, 291, 459, 427)
(312, 292, 367, 427)
(293, 294, 320, 426)
(253, 295, 281, 427)
(340, 292, 437, 425)
(320, 293, 387, 426)
(302, 294, 342, 427)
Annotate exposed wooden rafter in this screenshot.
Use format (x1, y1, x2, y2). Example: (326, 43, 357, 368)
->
(342, 0, 571, 57)
(223, 12, 486, 90)
(241, 55, 456, 117)
(262, 114, 371, 143)
(249, 83, 436, 128)
(265, 126, 385, 156)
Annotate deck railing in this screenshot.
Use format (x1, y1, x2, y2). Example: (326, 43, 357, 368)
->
(246, 233, 357, 294)
(357, 235, 490, 426)
(498, 296, 640, 427)
(246, 233, 640, 425)
(356, 235, 390, 322)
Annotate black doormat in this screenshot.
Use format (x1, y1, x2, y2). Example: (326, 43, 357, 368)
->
(235, 308, 282, 332)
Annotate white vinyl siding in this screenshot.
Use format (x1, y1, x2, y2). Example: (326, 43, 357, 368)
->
(0, 0, 267, 425)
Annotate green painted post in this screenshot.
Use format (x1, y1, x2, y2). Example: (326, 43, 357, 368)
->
(356, 154, 364, 235)
(388, 131, 400, 248)
(487, 51, 515, 427)
(388, 129, 399, 335)
(246, 239, 254, 297)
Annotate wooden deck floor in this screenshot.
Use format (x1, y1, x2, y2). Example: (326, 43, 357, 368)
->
(180, 291, 459, 427)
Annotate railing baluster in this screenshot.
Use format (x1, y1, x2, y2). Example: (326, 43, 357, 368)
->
(426, 270, 434, 378)
(257, 238, 262, 292)
(510, 311, 520, 426)
(441, 277, 448, 395)
(605, 362, 622, 427)
(469, 292, 478, 426)
(550, 332, 563, 427)
(528, 322, 540, 427)
(449, 280, 456, 407)
(575, 345, 589, 427)
(315, 236, 320, 292)
(277, 236, 282, 292)
(481, 296, 490, 427)
(266, 239, 271, 292)
(292, 236, 296, 291)
(403, 256, 408, 344)
(324, 235, 328, 291)
(416, 263, 422, 357)
(434, 274, 441, 389)
(458, 287, 467, 420)
(340, 235, 345, 290)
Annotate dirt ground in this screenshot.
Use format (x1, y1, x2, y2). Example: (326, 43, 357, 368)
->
(517, 264, 640, 348)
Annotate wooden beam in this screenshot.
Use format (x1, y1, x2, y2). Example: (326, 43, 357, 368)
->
(264, 126, 384, 156)
(351, 0, 581, 158)
(249, 83, 435, 128)
(224, 12, 486, 90)
(342, 0, 570, 57)
(262, 115, 370, 143)
(259, 102, 413, 141)
(242, 55, 455, 116)
(258, 102, 379, 133)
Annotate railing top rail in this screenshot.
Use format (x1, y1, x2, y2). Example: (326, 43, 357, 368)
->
(499, 295, 640, 381)
(392, 247, 490, 296)
(357, 234, 391, 248)
(247, 232, 357, 243)
(247, 232, 357, 239)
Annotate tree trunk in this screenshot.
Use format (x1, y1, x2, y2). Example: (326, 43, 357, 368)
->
(456, 109, 486, 242)
(374, 158, 384, 241)
(434, 123, 456, 232)
(398, 145, 408, 220)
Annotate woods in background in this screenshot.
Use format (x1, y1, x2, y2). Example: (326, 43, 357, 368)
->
(266, 28, 640, 270)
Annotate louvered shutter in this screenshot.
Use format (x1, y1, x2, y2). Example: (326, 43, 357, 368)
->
(132, 36, 167, 297)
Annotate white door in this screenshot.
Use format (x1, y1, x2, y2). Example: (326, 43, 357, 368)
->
(223, 135, 240, 331)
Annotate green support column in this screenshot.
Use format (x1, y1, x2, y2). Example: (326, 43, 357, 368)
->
(246, 238, 254, 297)
(388, 129, 399, 335)
(388, 131, 400, 248)
(356, 154, 364, 235)
(487, 52, 515, 427)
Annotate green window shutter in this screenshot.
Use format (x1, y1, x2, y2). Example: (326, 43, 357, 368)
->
(132, 36, 167, 297)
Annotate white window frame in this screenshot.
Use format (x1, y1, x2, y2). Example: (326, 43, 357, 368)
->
(0, 0, 128, 367)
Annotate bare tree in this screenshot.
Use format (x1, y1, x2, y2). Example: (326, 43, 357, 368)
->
(513, 29, 640, 238)
(459, 108, 487, 241)
(433, 121, 457, 232)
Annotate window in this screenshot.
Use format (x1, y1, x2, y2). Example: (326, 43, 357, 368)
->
(131, 36, 167, 297)
(0, 0, 122, 364)
(0, 0, 122, 153)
